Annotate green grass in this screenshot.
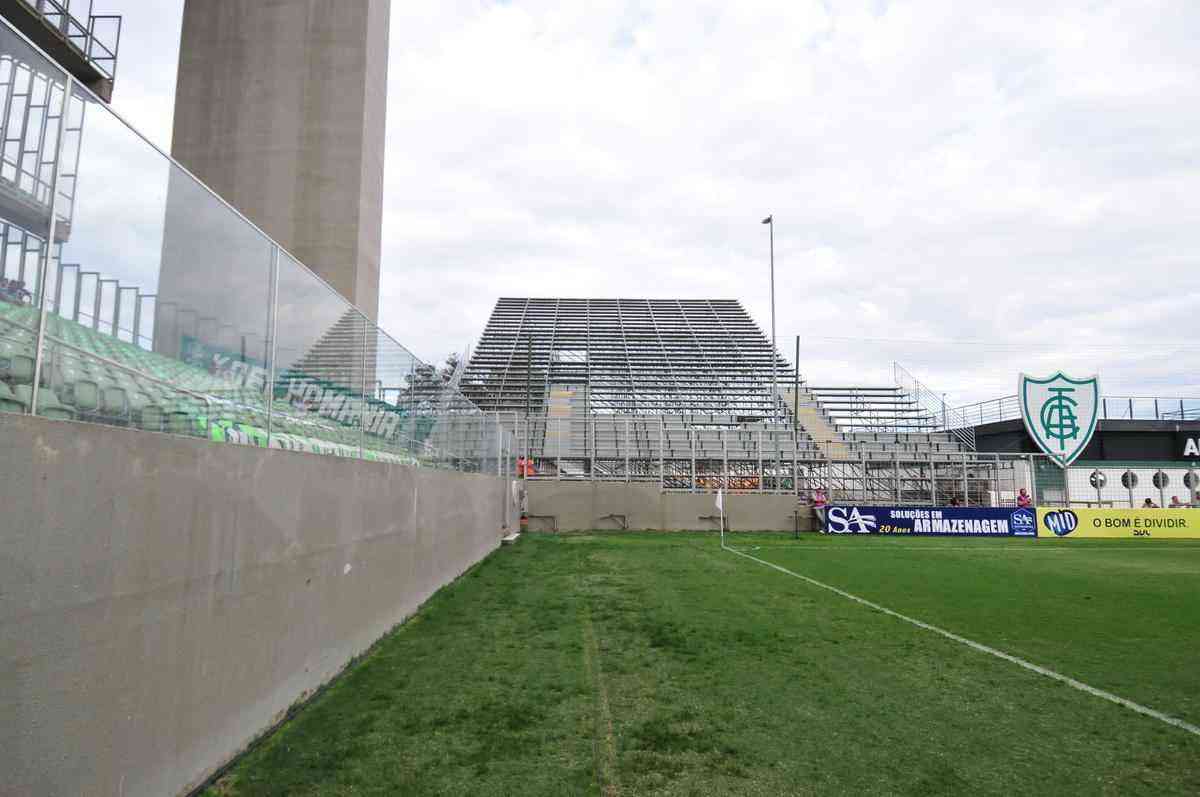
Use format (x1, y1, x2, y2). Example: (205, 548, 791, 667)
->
(208, 533, 1200, 796)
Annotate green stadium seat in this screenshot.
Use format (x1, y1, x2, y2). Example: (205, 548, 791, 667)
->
(0, 339, 35, 384)
(0, 381, 23, 413)
(73, 378, 100, 413)
(136, 401, 165, 432)
(11, 384, 73, 420)
(166, 400, 203, 436)
(100, 384, 127, 417)
(36, 389, 74, 421)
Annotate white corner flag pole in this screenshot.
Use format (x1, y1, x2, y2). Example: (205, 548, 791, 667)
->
(716, 488, 726, 548)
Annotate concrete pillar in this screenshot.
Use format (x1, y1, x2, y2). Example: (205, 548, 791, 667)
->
(170, 0, 390, 321)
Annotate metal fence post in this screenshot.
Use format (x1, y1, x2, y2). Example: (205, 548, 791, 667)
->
(264, 245, 280, 445)
(1027, 454, 1037, 504)
(625, 416, 630, 483)
(556, 417, 561, 480)
(659, 416, 664, 489)
(930, 453, 937, 505)
(962, 453, 969, 507)
(690, 431, 696, 493)
(792, 429, 799, 497)
(722, 430, 728, 492)
(860, 450, 867, 503)
(496, 412, 502, 477)
(893, 451, 900, 503)
(994, 453, 1002, 506)
(758, 428, 764, 493)
(29, 73, 74, 416)
(775, 433, 783, 494)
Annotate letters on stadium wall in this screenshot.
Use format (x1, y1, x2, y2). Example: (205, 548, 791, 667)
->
(826, 506, 1038, 536)
(181, 336, 270, 393)
(1037, 507, 1200, 539)
(279, 370, 407, 441)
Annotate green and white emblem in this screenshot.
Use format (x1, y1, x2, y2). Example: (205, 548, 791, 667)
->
(1019, 372, 1100, 469)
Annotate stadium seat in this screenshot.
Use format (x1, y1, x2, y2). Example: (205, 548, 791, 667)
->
(135, 400, 165, 432)
(12, 384, 74, 420)
(0, 381, 23, 413)
(166, 400, 203, 436)
(73, 378, 101, 413)
(37, 389, 74, 421)
(0, 339, 35, 384)
(100, 383, 128, 417)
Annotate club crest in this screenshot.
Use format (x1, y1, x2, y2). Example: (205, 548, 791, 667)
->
(1019, 372, 1100, 469)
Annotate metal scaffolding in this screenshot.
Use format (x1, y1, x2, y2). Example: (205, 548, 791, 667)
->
(460, 297, 792, 417)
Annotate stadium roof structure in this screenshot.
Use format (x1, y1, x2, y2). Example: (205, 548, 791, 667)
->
(460, 297, 793, 417)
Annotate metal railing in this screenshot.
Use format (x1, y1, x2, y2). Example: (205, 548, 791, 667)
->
(18, 0, 120, 80)
(0, 15, 518, 480)
(510, 415, 1041, 506)
(893, 362, 976, 450)
(949, 394, 1200, 425)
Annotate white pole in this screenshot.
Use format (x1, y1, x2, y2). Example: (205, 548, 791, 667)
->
(767, 217, 777, 421)
(718, 489, 726, 549)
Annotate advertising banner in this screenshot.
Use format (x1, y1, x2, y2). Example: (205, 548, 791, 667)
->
(1037, 507, 1200, 539)
(826, 506, 1038, 537)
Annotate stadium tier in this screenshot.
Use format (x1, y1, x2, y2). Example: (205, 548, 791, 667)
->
(458, 297, 997, 500)
(0, 296, 492, 466)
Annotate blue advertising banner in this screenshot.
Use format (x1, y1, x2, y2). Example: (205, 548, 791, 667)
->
(825, 505, 1038, 537)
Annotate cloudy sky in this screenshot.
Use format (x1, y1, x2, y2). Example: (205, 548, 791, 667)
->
(111, 1, 1200, 405)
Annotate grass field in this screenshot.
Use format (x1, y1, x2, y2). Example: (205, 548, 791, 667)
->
(208, 533, 1200, 796)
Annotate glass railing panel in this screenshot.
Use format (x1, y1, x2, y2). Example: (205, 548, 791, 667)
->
(0, 22, 68, 418)
(35, 333, 233, 439)
(271, 251, 369, 460)
(369, 329, 424, 465)
(0, 18, 497, 471)
(32, 80, 275, 435)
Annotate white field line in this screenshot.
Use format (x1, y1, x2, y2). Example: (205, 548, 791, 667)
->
(721, 542, 1200, 738)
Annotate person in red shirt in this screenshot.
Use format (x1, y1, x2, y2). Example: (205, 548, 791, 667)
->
(1016, 488, 1032, 508)
(812, 487, 828, 532)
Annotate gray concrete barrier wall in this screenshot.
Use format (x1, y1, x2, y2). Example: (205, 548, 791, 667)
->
(0, 414, 515, 796)
(526, 481, 816, 532)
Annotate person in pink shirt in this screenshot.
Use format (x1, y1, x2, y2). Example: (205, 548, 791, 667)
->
(1016, 488, 1032, 508)
(812, 487, 828, 532)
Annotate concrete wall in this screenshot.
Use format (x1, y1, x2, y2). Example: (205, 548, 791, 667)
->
(171, 0, 389, 320)
(526, 480, 815, 532)
(0, 414, 513, 796)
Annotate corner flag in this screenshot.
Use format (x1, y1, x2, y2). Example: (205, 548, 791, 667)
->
(761, 215, 772, 224)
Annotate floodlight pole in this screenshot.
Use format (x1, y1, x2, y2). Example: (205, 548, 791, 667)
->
(763, 214, 777, 420)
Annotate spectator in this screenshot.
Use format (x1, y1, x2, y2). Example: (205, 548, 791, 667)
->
(1016, 488, 1032, 508)
(1169, 496, 1187, 508)
(812, 487, 828, 532)
(1142, 498, 1159, 509)
(949, 497, 961, 507)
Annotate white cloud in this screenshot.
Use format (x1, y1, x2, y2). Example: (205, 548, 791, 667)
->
(107, 0, 1200, 404)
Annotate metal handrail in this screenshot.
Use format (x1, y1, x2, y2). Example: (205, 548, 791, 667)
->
(22, 0, 121, 79)
(949, 394, 1200, 425)
(893, 362, 976, 449)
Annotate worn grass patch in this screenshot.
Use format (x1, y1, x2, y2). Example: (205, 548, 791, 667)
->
(209, 533, 1200, 796)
